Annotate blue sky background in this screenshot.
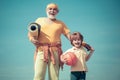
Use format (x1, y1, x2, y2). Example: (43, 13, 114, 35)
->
(0, 0, 120, 80)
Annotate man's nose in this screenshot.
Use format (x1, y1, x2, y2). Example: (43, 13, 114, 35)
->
(50, 9, 54, 11)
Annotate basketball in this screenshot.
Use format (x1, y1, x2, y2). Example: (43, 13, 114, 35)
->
(61, 52, 77, 66)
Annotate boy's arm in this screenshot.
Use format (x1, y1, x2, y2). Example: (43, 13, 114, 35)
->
(82, 42, 93, 51)
(60, 49, 71, 64)
(86, 47, 94, 61)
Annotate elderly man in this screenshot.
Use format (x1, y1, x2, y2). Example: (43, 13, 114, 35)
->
(28, 3, 92, 80)
(28, 3, 70, 80)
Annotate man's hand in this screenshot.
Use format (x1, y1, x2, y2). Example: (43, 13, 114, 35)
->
(31, 37, 40, 47)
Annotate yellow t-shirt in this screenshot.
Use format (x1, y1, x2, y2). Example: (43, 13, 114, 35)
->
(35, 17, 70, 43)
(63, 47, 88, 71)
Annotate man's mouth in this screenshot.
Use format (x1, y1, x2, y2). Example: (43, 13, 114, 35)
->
(49, 12, 55, 15)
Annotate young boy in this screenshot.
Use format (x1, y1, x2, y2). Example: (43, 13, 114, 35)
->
(61, 32, 94, 80)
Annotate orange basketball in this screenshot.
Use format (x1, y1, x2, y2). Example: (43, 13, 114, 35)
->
(62, 52, 77, 66)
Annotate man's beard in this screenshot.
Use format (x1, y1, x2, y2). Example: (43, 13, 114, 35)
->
(47, 12, 56, 19)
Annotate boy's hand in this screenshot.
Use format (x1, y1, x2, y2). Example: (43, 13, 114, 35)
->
(60, 55, 67, 63)
(90, 47, 95, 53)
(82, 43, 92, 51)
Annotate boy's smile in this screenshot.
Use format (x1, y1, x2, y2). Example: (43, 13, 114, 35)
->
(72, 39, 82, 48)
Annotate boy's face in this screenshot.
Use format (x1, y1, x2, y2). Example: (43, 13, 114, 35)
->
(72, 39, 82, 48)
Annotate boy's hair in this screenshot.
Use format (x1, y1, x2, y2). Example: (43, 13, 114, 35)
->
(70, 32, 83, 46)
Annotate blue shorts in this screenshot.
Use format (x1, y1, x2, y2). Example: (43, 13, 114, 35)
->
(71, 71, 86, 80)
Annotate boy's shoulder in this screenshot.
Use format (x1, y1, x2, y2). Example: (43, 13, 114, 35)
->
(64, 47, 74, 53)
(68, 47, 87, 52)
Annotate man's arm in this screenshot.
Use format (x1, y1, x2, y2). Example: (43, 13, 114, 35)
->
(65, 32, 71, 40)
(28, 32, 39, 65)
(28, 32, 40, 47)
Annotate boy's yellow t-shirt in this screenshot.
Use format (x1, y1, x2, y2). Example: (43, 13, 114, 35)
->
(35, 17, 70, 43)
(63, 47, 88, 71)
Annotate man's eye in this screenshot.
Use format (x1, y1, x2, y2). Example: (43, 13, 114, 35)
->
(49, 8, 52, 10)
(53, 8, 57, 11)
(49, 8, 57, 11)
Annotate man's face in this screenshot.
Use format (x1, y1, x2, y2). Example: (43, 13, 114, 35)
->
(46, 7, 58, 19)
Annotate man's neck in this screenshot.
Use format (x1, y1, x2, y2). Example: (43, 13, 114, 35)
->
(48, 18, 56, 21)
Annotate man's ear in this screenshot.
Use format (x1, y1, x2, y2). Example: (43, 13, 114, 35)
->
(57, 9, 59, 13)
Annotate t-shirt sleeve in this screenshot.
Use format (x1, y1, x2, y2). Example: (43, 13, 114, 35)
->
(63, 48, 73, 55)
(82, 48, 88, 57)
(35, 18, 41, 23)
(62, 22, 70, 35)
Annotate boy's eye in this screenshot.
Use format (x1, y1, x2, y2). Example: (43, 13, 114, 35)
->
(74, 40, 77, 41)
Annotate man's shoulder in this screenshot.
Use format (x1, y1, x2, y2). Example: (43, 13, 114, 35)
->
(35, 17, 47, 23)
(56, 19, 66, 25)
(56, 19, 63, 23)
(36, 17, 47, 20)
